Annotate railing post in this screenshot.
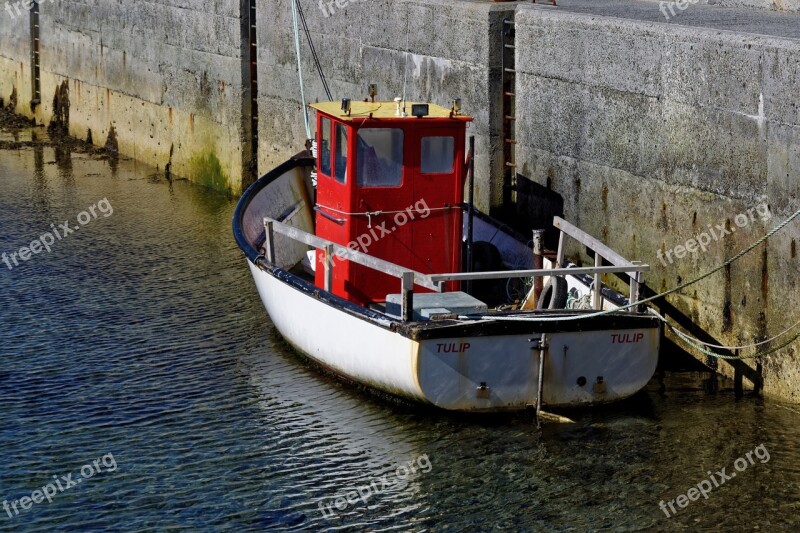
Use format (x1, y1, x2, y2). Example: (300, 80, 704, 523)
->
(593, 254, 602, 310)
(323, 244, 334, 292)
(630, 268, 641, 313)
(532, 230, 545, 305)
(263, 220, 276, 264)
(555, 230, 565, 268)
(401, 272, 414, 322)
(465, 135, 476, 295)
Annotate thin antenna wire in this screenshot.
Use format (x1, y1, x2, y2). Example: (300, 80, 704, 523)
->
(296, 0, 332, 101)
(291, 0, 311, 138)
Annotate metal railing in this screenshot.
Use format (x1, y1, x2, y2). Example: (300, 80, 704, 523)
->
(553, 216, 644, 311)
(263, 218, 440, 322)
(263, 217, 649, 321)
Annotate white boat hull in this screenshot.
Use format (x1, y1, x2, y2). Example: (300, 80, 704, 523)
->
(249, 261, 659, 411)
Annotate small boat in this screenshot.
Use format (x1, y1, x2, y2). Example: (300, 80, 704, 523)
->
(233, 95, 661, 412)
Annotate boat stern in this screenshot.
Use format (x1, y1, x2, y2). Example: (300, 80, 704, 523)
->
(415, 326, 660, 411)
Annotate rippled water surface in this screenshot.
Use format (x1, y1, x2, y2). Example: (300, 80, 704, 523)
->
(2, 127, 800, 532)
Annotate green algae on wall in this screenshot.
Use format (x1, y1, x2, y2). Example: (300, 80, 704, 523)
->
(189, 152, 229, 192)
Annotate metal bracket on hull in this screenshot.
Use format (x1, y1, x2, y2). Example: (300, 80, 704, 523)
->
(530, 333, 548, 428)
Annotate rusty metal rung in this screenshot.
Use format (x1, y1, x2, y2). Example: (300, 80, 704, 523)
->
(504, 44, 516, 49)
(503, 68, 516, 73)
(505, 162, 517, 168)
(504, 115, 516, 121)
(504, 91, 515, 96)
(505, 139, 518, 144)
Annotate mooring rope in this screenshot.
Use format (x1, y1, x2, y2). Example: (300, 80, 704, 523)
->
(649, 309, 800, 360)
(315, 203, 461, 228)
(462, 203, 800, 360)
(665, 319, 800, 360)
(315, 203, 460, 217)
(668, 316, 800, 351)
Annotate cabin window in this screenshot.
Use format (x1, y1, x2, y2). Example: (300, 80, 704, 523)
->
(421, 136, 455, 174)
(356, 128, 404, 187)
(320, 117, 332, 176)
(334, 123, 348, 183)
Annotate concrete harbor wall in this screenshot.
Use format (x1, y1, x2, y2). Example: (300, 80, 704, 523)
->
(1, 0, 800, 400)
(0, 0, 248, 192)
(710, 0, 800, 12)
(514, 6, 800, 401)
(634, 0, 800, 13)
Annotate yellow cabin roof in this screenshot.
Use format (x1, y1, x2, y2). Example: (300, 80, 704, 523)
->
(309, 100, 473, 121)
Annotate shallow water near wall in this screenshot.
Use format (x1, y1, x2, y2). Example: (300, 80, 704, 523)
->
(1, 126, 799, 532)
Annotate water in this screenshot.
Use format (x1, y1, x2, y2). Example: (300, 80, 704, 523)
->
(1, 125, 799, 532)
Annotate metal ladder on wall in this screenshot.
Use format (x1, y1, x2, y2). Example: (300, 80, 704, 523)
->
(243, 0, 259, 184)
(500, 3, 556, 214)
(501, 18, 517, 211)
(30, 1, 41, 109)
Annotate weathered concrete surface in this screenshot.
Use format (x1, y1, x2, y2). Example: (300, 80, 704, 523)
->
(0, 1, 248, 193)
(256, 0, 515, 212)
(639, 0, 800, 13)
(710, 0, 800, 13)
(563, 0, 800, 21)
(515, 3, 800, 401)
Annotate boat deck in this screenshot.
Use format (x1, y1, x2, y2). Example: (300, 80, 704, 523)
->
(395, 308, 661, 340)
(288, 262, 659, 339)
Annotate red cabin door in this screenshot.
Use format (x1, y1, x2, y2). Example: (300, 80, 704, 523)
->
(346, 125, 415, 303)
(314, 117, 354, 298)
(407, 126, 465, 287)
